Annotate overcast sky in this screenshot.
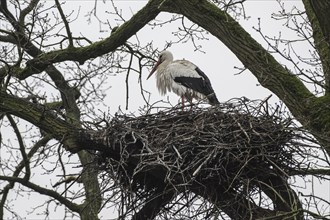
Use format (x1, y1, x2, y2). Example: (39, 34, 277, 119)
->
(2, 1, 329, 219)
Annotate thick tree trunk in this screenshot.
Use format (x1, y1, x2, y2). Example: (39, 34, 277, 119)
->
(303, 0, 330, 92)
(78, 151, 102, 220)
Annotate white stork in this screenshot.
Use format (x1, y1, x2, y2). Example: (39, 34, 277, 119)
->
(147, 50, 219, 108)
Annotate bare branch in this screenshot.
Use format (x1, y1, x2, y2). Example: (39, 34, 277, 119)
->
(54, 0, 73, 48)
(0, 135, 52, 219)
(0, 91, 82, 151)
(6, 114, 31, 180)
(9, 0, 163, 79)
(18, 0, 40, 26)
(0, 175, 81, 213)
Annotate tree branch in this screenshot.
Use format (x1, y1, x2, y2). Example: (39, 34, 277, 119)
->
(0, 175, 81, 213)
(0, 91, 81, 151)
(191, 184, 277, 219)
(0, 0, 20, 30)
(308, 0, 330, 48)
(290, 168, 330, 176)
(0, 0, 80, 118)
(0, 91, 112, 154)
(0, 33, 16, 44)
(77, 151, 102, 220)
(6, 114, 31, 180)
(303, 0, 330, 93)
(18, 0, 39, 27)
(10, 0, 162, 79)
(1, 4, 104, 217)
(55, 0, 73, 48)
(0, 135, 52, 219)
(259, 176, 303, 218)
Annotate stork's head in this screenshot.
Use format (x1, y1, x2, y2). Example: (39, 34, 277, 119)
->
(147, 50, 174, 79)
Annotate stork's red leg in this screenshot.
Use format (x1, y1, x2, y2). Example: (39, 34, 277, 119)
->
(189, 99, 193, 111)
(181, 96, 185, 110)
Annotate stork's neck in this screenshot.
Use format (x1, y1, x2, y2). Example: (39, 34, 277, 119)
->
(157, 60, 171, 74)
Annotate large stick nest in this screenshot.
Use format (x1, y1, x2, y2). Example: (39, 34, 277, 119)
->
(94, 98, 301, 218)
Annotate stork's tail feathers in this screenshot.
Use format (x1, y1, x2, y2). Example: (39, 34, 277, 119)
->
(207, 93, 220, 105)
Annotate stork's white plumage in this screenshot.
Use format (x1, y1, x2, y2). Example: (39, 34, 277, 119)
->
(147, 51, 219, 107)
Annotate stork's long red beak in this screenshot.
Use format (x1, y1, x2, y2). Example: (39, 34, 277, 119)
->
(147, 59, 161, 80)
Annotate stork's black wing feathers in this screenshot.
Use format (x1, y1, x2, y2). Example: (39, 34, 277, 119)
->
(173, 67, 220, 105)
(173, 76, 206, 94)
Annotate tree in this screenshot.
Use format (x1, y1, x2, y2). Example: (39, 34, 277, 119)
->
(0, 0, 329, 219)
